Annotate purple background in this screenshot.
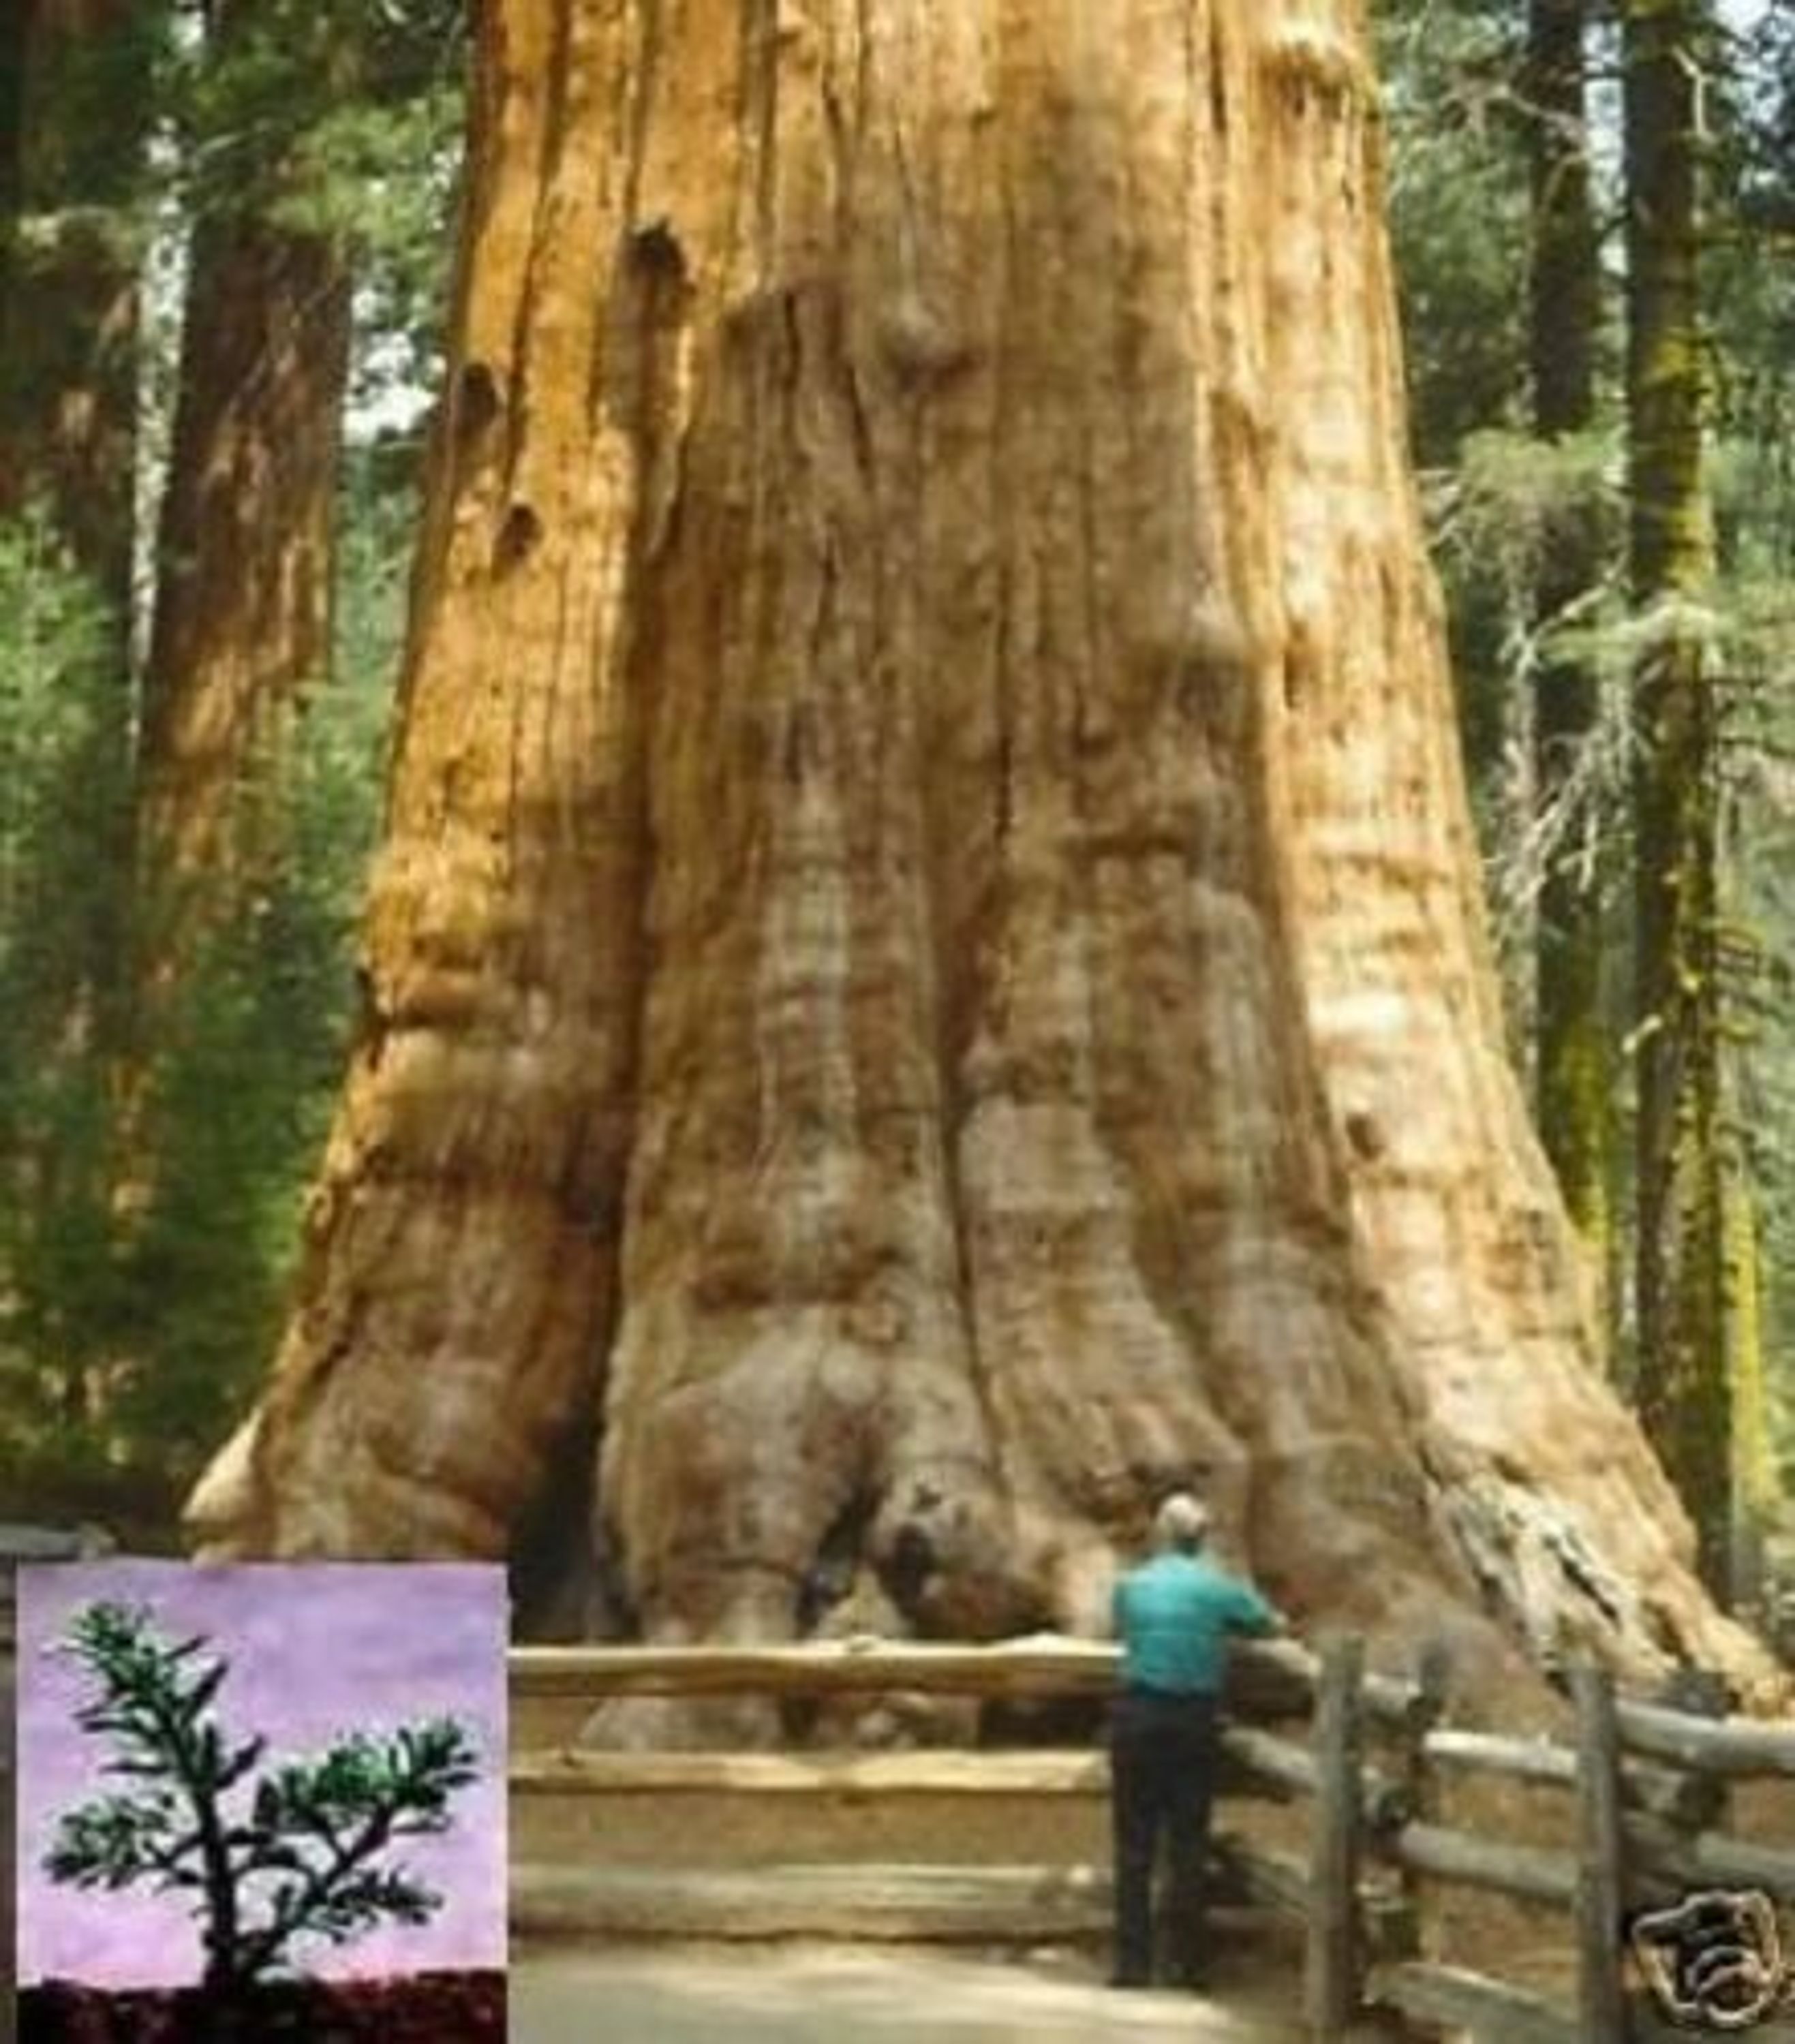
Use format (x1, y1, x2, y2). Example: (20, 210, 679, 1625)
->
(16, 1562, 508, 1988)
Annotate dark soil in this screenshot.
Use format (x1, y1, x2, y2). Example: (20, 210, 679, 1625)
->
(18, 1968, 505, 2043)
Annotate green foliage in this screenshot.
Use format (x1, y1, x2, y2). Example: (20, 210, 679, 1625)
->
(160, 0, 465, 386)
(1385, 0, 1795, 1552)
(0, 449, 403, 1533)
(1423, 427, 1629, 988)
(46, 1600, 479, 1988)
(1377, 1, 1608, 916)
(10, 2, 171, 223)
(0, 503, 121, 995)
(1433, 431, 1622, 698)
(1378, 0, 1534, 467)
(0, 508, 136, 1468)
(114, 454, 401, 1463)
(164, 1, 457, 213)
(1, 0, 453, 1540)
(272, 77, 463, 271)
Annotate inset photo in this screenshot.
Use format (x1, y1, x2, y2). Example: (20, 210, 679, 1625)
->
(16, 1562, 506, 2042)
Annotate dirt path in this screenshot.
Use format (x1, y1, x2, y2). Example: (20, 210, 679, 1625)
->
(509, 1942, 1315, 2043)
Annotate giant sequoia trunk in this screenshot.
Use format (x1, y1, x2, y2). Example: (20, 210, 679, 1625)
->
(187, 0, 1774, 1699)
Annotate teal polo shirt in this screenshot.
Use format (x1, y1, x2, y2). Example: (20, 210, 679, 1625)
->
(1112, 1551, 1279, 1697)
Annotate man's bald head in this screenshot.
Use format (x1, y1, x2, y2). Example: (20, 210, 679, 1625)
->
(1154, 1492, 1211, 1555)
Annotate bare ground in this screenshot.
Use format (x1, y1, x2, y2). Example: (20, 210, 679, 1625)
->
(509, 1938, 1322, 2044)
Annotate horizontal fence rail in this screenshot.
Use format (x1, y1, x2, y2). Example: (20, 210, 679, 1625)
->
(507, 1632, 1795, 2041)
(1611, 1698, 1795, 1777)
(510, 1633, 1432, 1723)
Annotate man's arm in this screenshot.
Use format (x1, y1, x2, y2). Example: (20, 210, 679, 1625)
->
(1225, 1578, 1285, 1638)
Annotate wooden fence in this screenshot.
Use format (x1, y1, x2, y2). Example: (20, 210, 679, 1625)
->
(510, 1633, 1795, 2041)
(1368, 1656, 1795, 2043)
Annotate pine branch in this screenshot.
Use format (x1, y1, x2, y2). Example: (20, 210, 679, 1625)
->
(45, 1602, 479, 1990)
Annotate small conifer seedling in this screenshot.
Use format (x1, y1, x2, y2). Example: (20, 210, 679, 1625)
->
(44, 1599, 480, 1997)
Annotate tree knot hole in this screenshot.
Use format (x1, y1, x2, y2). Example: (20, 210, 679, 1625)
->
(1345, 1110, 1385, 1160)
(453, 360, 502, 454)
(629, 217, 688, 288)
(494, 502, 542, 574)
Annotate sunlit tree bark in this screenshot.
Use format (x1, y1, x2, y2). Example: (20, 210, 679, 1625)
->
(186, 0, 1775, 1701)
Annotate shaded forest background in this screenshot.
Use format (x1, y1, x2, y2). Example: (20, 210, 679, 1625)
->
(1, 0, 1790, 1632)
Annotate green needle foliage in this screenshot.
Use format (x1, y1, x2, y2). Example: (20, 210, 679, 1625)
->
(45, 1600, 480, 1994)
(0, 491, 395, 1535)
(1383, 0, 1795, 1607)
(0, 0, 455, 1542)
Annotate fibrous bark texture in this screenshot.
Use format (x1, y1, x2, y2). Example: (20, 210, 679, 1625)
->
(187, 0, 1776, 1702)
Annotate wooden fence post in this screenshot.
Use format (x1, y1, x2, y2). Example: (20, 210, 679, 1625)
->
(1381, 1637, 1449, 1966)
(1571, 1658, 1627, 2044)
(1306, 1632, 1364, 2041)
(1650, 1664, 1732, 1840)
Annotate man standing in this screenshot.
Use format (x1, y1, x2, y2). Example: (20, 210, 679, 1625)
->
(1109, 1492, 1283, 1990)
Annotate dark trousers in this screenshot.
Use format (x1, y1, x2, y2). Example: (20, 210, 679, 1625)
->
(1109, 1690, 1218, 1984)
